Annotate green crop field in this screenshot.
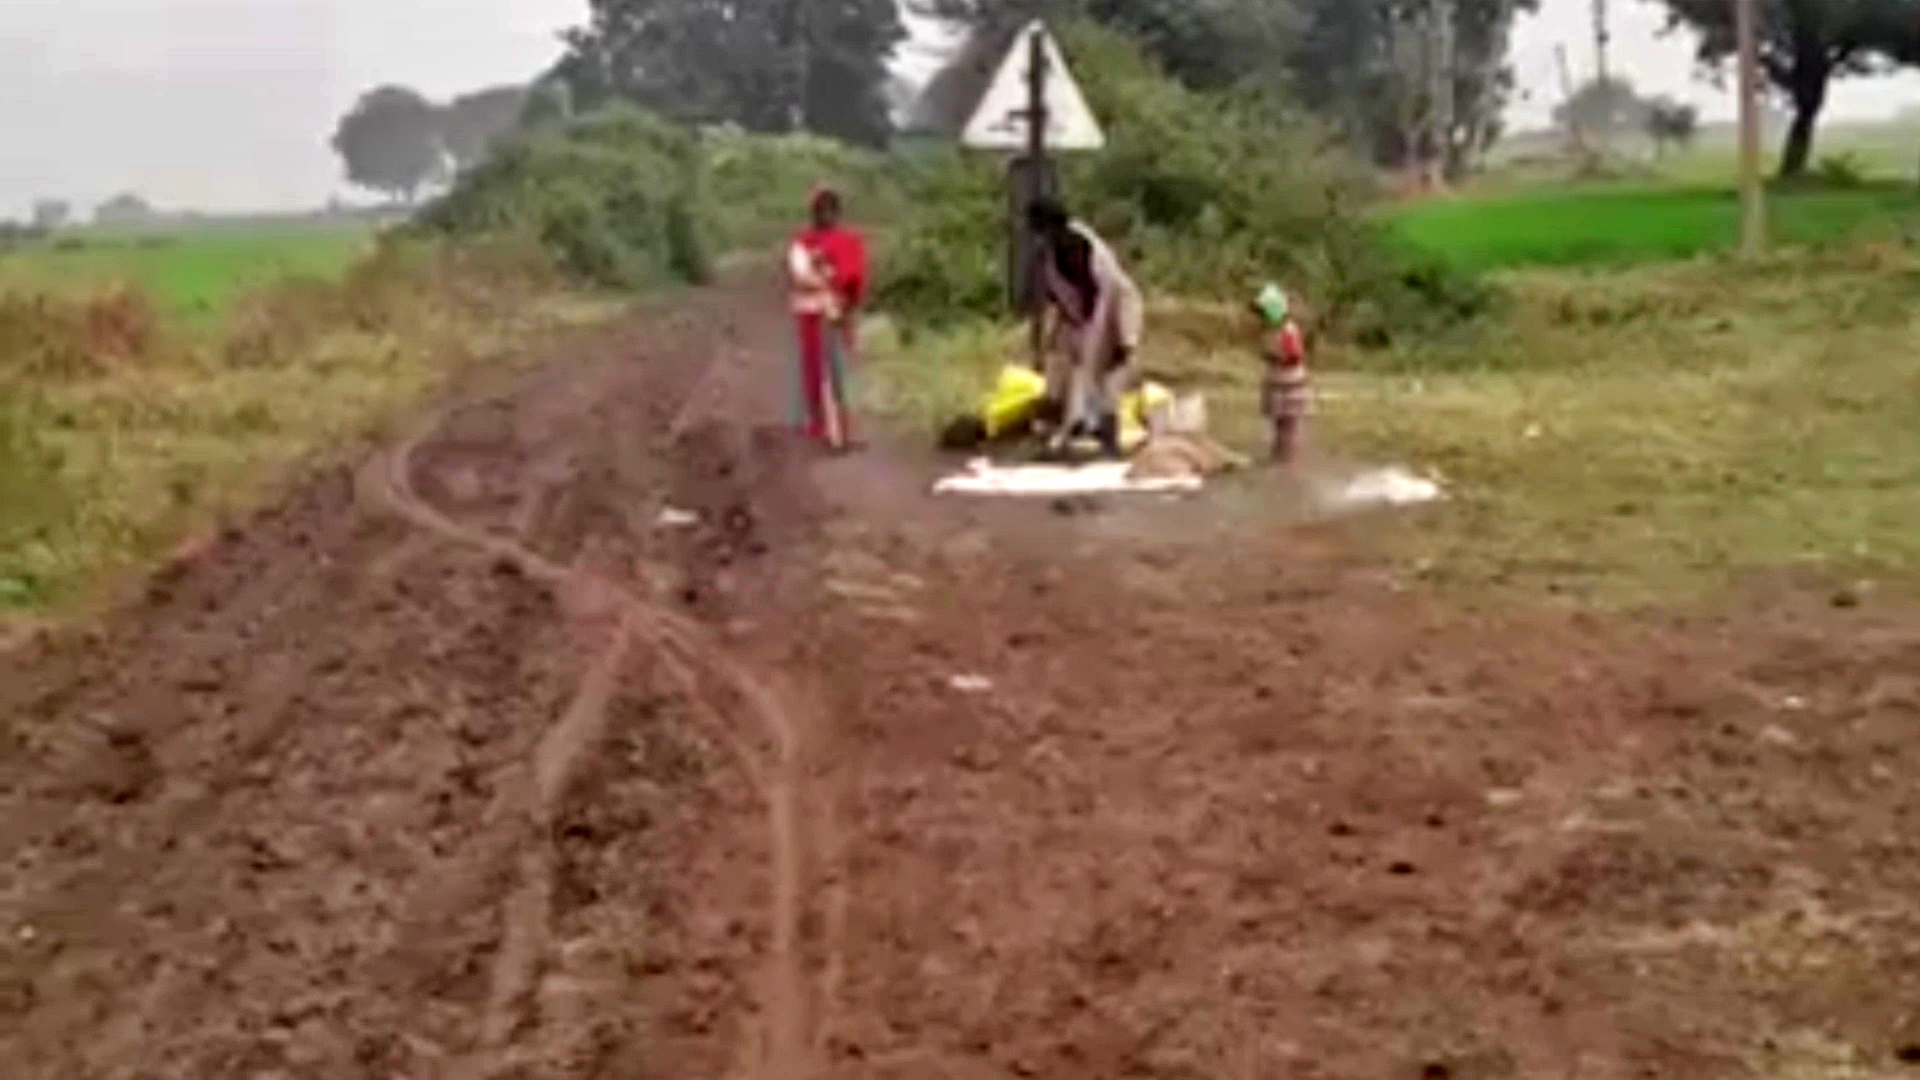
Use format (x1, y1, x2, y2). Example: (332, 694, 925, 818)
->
(0, 223, 373, 320)
(1387, 183, 1920, 273)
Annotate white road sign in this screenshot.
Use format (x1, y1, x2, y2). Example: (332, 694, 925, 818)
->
(961, 21, 1106, 152)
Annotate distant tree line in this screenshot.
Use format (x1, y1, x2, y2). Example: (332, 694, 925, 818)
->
(1553, 76, 1699, 158)
(15, 193, 154, 233)
(330, 0, 1920, 200)
(461, 0, 1539, 180)
(32, 200, 70, 231)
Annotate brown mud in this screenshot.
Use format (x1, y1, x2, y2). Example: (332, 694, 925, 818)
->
(5, 273, 1920, 1080)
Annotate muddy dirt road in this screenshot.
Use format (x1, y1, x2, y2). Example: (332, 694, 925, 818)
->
(5, 275, 1920, 1080)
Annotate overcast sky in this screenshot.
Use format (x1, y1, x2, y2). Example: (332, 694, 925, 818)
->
(3, 0, 1917, 217)
(1508, 0, 1920, 129)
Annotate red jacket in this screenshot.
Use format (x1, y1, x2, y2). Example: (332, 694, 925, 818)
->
(790, 225, 869, 315)
(1268, 321, 1307, 369)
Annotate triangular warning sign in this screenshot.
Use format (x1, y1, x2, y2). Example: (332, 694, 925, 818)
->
(962, 21, 1106, 152)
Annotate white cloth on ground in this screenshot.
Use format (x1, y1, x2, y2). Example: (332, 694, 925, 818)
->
(932, 458, 1202, 498)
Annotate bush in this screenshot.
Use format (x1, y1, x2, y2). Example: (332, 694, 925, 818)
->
(703, 127, 901, 250)
(0, 386, 63, 608)
(1814, 152, 1869, 190)
(868, 151, 1009, 328)
(417, 105, 713, 289)
(874, 21, 1490, 342)
(417, 105, 901, 289)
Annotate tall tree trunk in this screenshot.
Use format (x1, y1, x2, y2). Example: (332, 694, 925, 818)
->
(1778, 56, 1829, 180)
(1779, 96, 1822, 178)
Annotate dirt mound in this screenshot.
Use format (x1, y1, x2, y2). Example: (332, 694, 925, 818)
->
(6, 274, 1920, 1080)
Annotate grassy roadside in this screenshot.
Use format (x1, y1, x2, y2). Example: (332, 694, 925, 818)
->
(0, 238, 621, 621)
(0, 110, 900, 628)
(861, 243, 1920, 605)
(1332, 247, 1920, 603)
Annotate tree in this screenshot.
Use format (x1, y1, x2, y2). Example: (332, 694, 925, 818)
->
(331, 85, 444, 203)
(554, 0, 906, 147)
(913, 0, 1304, 93)
(441, 85, 529, 170)
(1553, 76, 1651, 142)
(1658, 0, 1920, 178)
(521, 74, 576, 129)
(94, 193, 154, 227)
(31, 199, 70, 231)
(1644, 97, 1700, 157)
(1286, 0, 1538, 177)
(911, 0, 1532, 176)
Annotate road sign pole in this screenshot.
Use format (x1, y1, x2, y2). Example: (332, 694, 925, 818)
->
(1025, 25, 1049, 367)
(966, 20, 1102, 367)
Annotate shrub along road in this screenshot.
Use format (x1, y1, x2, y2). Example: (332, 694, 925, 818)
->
(3, 271, 1920, 1080)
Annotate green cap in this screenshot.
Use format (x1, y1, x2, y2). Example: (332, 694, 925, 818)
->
(1255, 282, 1289, 326)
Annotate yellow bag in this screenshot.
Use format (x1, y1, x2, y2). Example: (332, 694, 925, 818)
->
(1119, 381, 1173, 452)
(977, 366, 1172, 453)
(981, 365, 1049, 438)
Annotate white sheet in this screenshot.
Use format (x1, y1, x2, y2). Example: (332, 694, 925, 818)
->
(1322, 467, 1444, 509)
(932, 458, 1203, 497)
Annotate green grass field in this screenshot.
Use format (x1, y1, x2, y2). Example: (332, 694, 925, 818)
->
(1387, 183, 1920, 272)
(0, 223, 372, 320)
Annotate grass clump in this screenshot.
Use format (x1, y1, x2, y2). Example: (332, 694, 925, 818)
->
(0, 287, 164, 381)
(856, 315, 1021, 435)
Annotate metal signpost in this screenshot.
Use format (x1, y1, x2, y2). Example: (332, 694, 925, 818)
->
(1021, 26, 1048, 360)
(962, 22, 1106, 367)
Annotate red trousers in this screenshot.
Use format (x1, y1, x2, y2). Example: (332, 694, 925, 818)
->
(794, 312, 854, 447)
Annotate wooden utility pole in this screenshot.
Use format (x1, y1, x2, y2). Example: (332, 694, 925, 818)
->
(1733, 0, 1766, 256)
(1430, 0, 1457, 188)
(1593, 0, 1611, 87)
(1556, 42, 1587, 154)
(1592, 0, 1611, 149)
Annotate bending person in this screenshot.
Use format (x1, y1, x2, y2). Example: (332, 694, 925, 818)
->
(1027, 197, 1144, 458)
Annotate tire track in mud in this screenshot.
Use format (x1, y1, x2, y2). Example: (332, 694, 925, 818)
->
(373, 330, 817, 1079)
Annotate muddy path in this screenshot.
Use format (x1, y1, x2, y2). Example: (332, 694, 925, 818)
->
(0, 272, 837, 1080)
(6, 274, 1920, 1080)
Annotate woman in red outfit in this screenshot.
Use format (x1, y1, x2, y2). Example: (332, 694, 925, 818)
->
(788, 187, 869, 450)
